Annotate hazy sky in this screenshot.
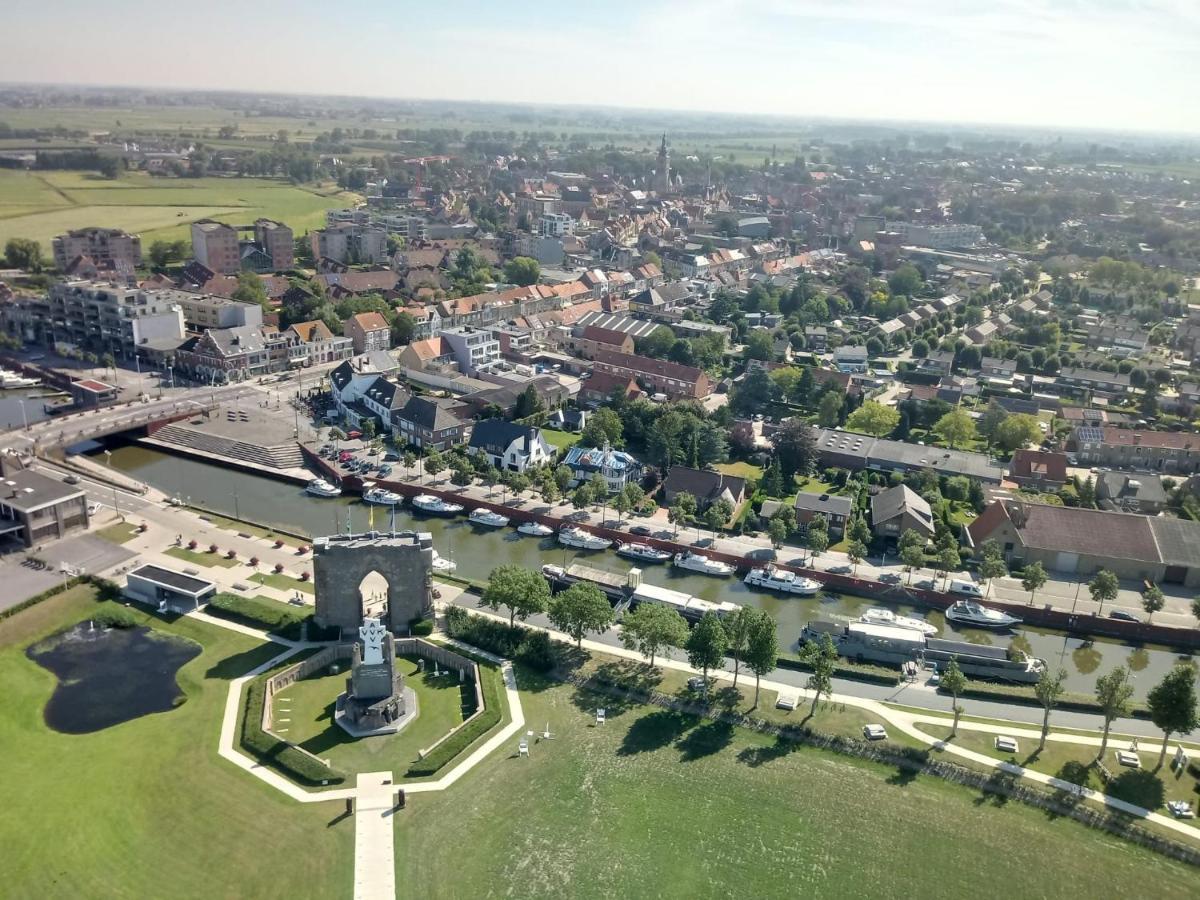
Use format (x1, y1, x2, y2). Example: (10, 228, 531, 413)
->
(2, 0, 1198, 134)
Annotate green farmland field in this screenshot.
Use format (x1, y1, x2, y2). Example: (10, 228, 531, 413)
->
(0, 169, 359, 250)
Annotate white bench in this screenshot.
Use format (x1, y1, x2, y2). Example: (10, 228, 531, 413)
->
(995, 736, 1019, 753)
(1115, 750, 1141, 768)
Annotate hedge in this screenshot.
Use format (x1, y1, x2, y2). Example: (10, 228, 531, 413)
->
(0, 576, 86, 622)
(239, 676, 345, 786)
(775, 652, 900, 686)
(206, 593, 338, 642)
(405, 656, 504, 778)
(947, 679, 1151, 719)
(444, 607, 559, 671)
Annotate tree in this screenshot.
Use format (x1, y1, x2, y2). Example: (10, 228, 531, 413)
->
(402, 450, 417, 478)
(612, 489, 632, 523)
(936, 546, 961, 590)
(1021, 561, 1047, 606)
(148, 240, 174, 269)
(941, 658, 968, 737)
(4, 238, 42, 272)
(771, 420, 817, 483)
(806, 516, 829, 560)
(513, 384, 545, 420)
(579, 407, 623, 448)
(887, 263, 923, 297)
(800, 633, 838, 718)
(1193, 596, 1200, 625)
(933, 409, 976, 450)
(1034, 668, 1068, 752)
(232, 272, 268, 309)
(900, 543, 925, 584)
(391, 311, 416, 346)
(620, 602, 688, 668)
(621, 483, 645, 513)
(503, 256, 540, 286)
(977, 540, 1007, 598)
(1094, 666, 1135, 762)
(846, 540, 867, 575)
(724, 606, 755, 688)
(1146, 665, 1199, 770)
(449, 456, 474, 487)
(704, 499, 733, 539)
(1088, 569, 1119, 615)
(768, 517, 788, 549)
(571, 485, 592, 511)
(817, 390, 842, 428)
(977, 402, 1009, 450)
(1142, 584, 1165, 623)
(744, 609, 778, 707)
(547, 582, 613, 648)
(637, 326, 676, 359)
(685, 612, 728, 697)
(760, 459, 784, 498)
(482, 564, 551, 628)
(424, 449, 446, 481)
(732, 368, 773, 415)
(994, 414, 1043, 452)
(846, 401, 899, 437)
(743, 330, 775, 361)
(668, 492, 697, 538)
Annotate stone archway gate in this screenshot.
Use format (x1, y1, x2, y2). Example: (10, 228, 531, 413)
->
(312, 531, 435, 636)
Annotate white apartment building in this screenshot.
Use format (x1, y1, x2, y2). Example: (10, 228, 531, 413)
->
(439, 326, 501, 376)
(47, 281, 185, 359)
(539, 213, 575, 238)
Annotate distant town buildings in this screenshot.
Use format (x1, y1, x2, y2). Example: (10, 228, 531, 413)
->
(52, 227, 142, 272)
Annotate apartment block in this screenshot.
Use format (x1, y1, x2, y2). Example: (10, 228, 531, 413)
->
(191, 220, 241, 275)
(52, 227, 142, 271)
(253, 219, 294, 271)
(310, 223, 389, 265)
(47, 281, 185, 359)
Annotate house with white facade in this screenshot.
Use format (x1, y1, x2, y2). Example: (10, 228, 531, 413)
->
(466, 419, 552, 472)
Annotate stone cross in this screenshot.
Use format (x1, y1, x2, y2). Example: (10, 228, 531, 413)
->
(359, 616, 386, 666)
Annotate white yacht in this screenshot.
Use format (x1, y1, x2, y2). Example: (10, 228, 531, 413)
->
(517, 521, 554, 537)
(432, 549, 457, 573)
(558, 526, 611, 551)
(945, 600, 1021, 630)
(306, 478, 341, 498)
(0, 370, 39, 389)
(673, 551, 735, 577)
(615, 541, 672, 563)
(468, 508, 510, 528)
(857, 607, 938, 636)
(744, 565, 821, 595)
(362, 487, 404, 506)
(412, 494, 464, 516)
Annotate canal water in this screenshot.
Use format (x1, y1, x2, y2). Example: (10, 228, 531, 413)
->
(0, 386, 57, 430)
(104, 443, 1195, 699)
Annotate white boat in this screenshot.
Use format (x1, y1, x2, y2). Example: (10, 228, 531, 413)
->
(673, 551, 735, 577)
(0, 371, 40, 389)
(412, 494, 464, 515)
(744, 565, 821, 595)
(468, 508, 510, 528)
(558, 526, 611, 551)
(857, 607, 938, 636)
(517, 521, 554, 537)
(615, 541, 672, 563)
(306, 478, 341, 498)
(432, 549, 457, 573)
(362, 487, 404, 506)
(945, 600, 1021, 630)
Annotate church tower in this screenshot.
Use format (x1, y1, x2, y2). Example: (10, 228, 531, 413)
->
(654, 133, 671, 194)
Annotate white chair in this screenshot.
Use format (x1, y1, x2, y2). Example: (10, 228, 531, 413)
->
(518, 739, 529, 758)
(596, 708, 606, 726)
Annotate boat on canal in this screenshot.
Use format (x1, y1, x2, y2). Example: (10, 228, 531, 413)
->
(516, 521, 554, 537)
(672, 551, 735, 577)
(744, 565, 822, 595)
(306, 478, 342, 498)
(412, 494, 464, 516)
(945, 600, 1021, 630)
(615, 541, 672, 563)
(857, 607, 938, 636)
(362, 487, 404, 506)
(468, 508, 510, 528)
(558, 526, 611, 551)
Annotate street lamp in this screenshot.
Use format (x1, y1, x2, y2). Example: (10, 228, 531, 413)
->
(18, 398, 28, 431)
(233, 491, 241, 522)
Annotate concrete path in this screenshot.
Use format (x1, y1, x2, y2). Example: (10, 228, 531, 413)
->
(354, 773, 398, 900)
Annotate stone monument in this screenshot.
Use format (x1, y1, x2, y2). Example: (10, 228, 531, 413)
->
(313, 530, 435, 636)
(335, 616, 416, 736)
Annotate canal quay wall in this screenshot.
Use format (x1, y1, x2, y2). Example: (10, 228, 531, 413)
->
(297, 447, 1200, 652)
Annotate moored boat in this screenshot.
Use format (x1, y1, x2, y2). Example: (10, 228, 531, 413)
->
(672, 551, 735, 577)
(857, 607, 938, 636)
(306, 478, 341, 498)
(558, 526, 611, 551)
(412, 494, 464, 515)
(517, 521, 554, 537)
(362, 487, 404, 506)
(615, 541, 672, 563)
(744, 565, 821, 595)
(468, 508, 510, 528)
(945, 600, 1021, 630)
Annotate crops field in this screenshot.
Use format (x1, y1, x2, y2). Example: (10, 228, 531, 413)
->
(0, 168, 359, 250)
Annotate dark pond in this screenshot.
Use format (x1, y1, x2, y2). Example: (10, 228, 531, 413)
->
(27, 622, 201, 734)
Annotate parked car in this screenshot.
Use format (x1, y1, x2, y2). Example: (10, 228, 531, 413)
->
(383, 451, 400, 462)
(378, 465, 393, 477)
(862, 724, 888, 741)
(347, 430, 363, 440)
(1109, 610, 1140, 623)
(63, 474, 79, 485)
(630, 525, 653, 537)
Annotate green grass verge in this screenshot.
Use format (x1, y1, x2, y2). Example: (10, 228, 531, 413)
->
(405, 654, 505, 778)
(250, 571, 315, 595)
(164, 546, 238, 568)
(95, 521, 140, 544)
(0, 584, 353, 896)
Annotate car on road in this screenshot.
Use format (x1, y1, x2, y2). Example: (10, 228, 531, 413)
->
(63, 474, 80, 485)
(378, 465, 393, 477)
(629, 525, 653, 536)
(1109, 610, 1141, 623)
(87, 502, 101, 515)
(346, 430, 362, 440)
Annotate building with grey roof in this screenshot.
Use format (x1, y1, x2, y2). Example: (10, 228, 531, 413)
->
(0, 462, 89, 548)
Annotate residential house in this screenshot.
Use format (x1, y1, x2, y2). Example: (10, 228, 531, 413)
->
(398, 336, 457, 372)
(467, 419, 553, 472)
(52, 227, 142, 271)
(548, 408, 588, 432)
(287, 320, 353, 365)
(804, 326, 828, 352)
(1008, 450, 1069, 491)
(592, 348, 712, 400)
(343, 312, 392, 355)
(1096, 471, 1169, 515)
(1056, 367, 1131, 396)
(579, 370, 640, 406)
(561, 445, 643, 492)
(913, 350, 955, 377)
(1068, 426, 1200, 474)
(661, 467, 746, 512)
(814, 428, 1006, 483)
(792, 492, 853, 537)
(175, 324, 272, 383)
(391, 395, 470, 451)
(870, 485, 936, 540)
(572, 325, 634, 360)
(833, 345, 869, 373)
(460, 377, 569, 417)
(439, 326, 501, 376)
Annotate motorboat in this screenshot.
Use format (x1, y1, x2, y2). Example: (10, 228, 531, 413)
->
(362, 487, 404, 506)
(468, 508, 510, 528)
(412, 494, 464, 516)
(857, 607, 938, 637)
(306, 478, 341, 498)
(673, 551, 735, 577)
(432, 549, 456, 573)
(615, 541, 672, 563)
(517, 521, 554, 537)
(945, 600, 1021, 630)
(558, 526, 611, 551)
(744, 565, 821, 595)
(0, 371, 39, 389)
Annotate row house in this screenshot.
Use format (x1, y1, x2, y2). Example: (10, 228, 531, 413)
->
(1055, 367, 1131, 396)
(391, 395, 471, 451)
(1068, 426, 1200, 474)
(592, 348, 712, 400)
(286, 320, 353, 365)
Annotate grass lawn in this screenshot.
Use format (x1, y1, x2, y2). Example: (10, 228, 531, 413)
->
(0, 584, 353, 898)
(795, 476, 836, 494)
(95, 521, 140, 544)
(915, 723, 1200, 819)
(395, 665, 1200, 898)
(0, 169, 358, 249)
(251, 571, 315, 595)
(714, 460, 763, 481)
(273, 655, 471, 775)
(164, 545, 239, 568)
(541, 428, 581, 451)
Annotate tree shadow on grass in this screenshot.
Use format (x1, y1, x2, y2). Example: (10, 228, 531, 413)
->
(676, 719, 735, 762)
(616, 709, 695, 756)
(1044, 760, 1092, 819)
(569, 683, 638, 721)
(737, 734, 800, 768)
(1107, 769, 1166, 810)
(204, 642, 287, 680)
(973, 770, 1016, 807)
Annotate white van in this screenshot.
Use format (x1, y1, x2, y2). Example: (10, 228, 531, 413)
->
(948, 579, 983, 598)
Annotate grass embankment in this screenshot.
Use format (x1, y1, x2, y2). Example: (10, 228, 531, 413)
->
(0, 585, 353, 897)
(163, 546, 238, 568)
(395, 661, 1200, 898)
(95, 522, 140, 544)
(250, 571, 315, 595)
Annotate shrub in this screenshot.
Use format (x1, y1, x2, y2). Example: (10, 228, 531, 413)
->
(274, 562, 284, 574)
(240, 677, 344, 785)
(444, 609, 559, 672)
(208, 543, 219, 554)
(94, 607, 138, 629)
(249, 557, 259, 567)
(225, 549, 237, 560)
(207, 592, 307, 640)
(300, 571, 310, 581)
(273, 539, 284, 549)
(188, 539, 198, 550)
(405, 660, 504, 777)
(409, 617, 434, 636)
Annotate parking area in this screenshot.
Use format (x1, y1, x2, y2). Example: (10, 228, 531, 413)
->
(314, 439, 402, 482)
